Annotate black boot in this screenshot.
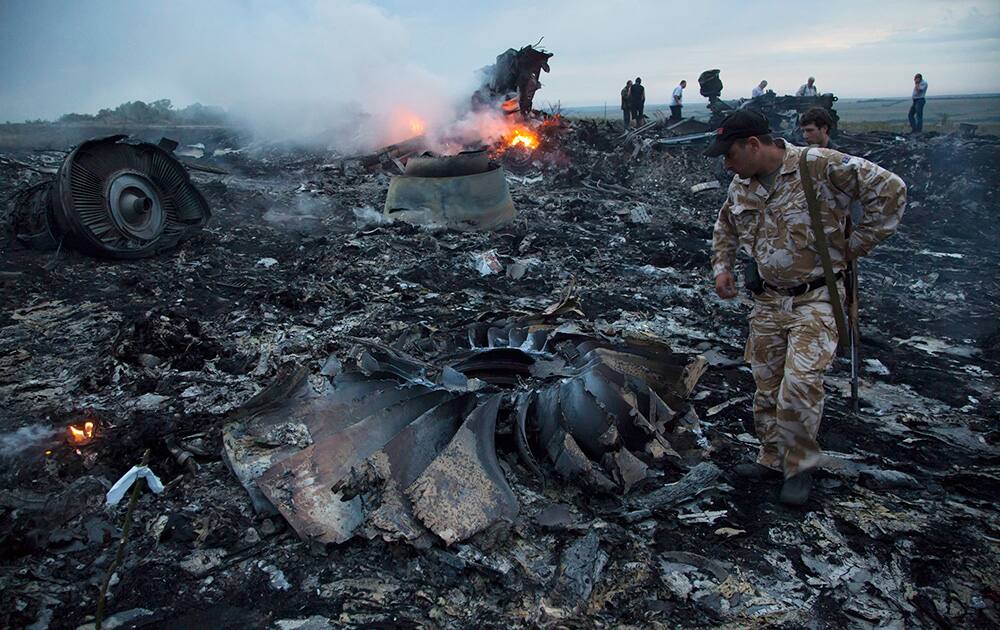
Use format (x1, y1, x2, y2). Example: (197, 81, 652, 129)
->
(732, 463, 782, 480)
(779, 471, 813, 505)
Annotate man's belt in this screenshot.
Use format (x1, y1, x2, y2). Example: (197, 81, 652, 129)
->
(763, 271, 843, 297)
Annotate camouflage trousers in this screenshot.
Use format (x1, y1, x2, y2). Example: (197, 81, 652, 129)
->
(744, 286, 839, 478)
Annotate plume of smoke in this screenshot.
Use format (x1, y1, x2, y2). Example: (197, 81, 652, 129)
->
(263, 195, 331, 234)
(172, 1, 477, 153)
(0, 424, 58, 457)
(353, 206, 392, 229)
(4, 1, 480, 154)
(3, 1, 537, 155)
(440, 109, 521, 148)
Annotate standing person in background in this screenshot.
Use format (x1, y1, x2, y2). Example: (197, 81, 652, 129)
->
(796, 77, 818, 97)
(909, 73, 928, 134)
(670, 80, 686, 121)
(752, 80, 768, 98)
(621, 80, 633, 130)
(801, 107, 859, 222)
(799, 107, 836, 150)
(630, 77, 646, 127)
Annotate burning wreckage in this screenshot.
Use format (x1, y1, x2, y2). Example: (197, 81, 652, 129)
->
(473, 43, 554, 117)
(2, 48, 1000, 629)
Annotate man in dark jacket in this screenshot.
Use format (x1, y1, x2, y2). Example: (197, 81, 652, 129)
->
(630, 77, 646, 126)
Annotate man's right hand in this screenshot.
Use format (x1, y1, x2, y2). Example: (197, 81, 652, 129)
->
(715, 271, 737, 299)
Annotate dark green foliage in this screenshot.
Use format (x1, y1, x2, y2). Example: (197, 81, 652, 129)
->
(56, 99, 227, 125)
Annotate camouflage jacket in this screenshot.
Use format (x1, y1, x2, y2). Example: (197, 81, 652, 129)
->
(711, 141, 906, 288)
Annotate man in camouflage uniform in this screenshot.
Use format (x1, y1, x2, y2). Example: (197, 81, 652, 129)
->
(706, 111, 906, 504)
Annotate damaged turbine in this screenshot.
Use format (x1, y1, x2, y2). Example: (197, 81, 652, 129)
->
(224, 321, 707, 547)
(14, 135, 211, 258)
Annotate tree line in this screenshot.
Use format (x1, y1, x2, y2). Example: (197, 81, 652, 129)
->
(51, 99, 228, 125)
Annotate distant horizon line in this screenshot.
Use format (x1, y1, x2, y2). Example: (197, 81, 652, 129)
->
(559, 92, 1000, 109)
(4, 91, 997, 124)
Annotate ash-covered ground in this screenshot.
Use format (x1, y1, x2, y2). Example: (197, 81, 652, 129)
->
(1, 121, 998, 629)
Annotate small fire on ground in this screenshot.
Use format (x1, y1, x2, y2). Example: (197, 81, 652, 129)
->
(67, 420, 95, 445)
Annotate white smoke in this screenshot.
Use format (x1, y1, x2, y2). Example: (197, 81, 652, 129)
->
(0, 424, 58, 457)
(353, 205, 392, 229)
(263, 195, 331, 234)
(2, 0, 487, 153)
(424, 108, 520, 154)
(168, 1, 477, 152)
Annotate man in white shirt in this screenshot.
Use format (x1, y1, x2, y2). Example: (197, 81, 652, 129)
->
(909, 73, 928, 133)
(752, 80, 768, 98)
(796, 77, 818, 97)
(670, 80, 686, 121)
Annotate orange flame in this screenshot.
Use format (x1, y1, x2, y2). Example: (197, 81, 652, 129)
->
(68, 420, 95, 444)
(506, 128, 539, 150)
(409, 117, 426, 135)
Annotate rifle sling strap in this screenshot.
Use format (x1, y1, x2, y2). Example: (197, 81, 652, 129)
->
(799, 149, 850, 353)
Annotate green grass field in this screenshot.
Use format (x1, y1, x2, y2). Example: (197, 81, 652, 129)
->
(836, 95, 1000, 135)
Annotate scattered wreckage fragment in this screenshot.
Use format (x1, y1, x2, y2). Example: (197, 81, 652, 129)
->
(12, 135, 211, 259)
(383, 149, 517, 230)
(626, 67, 841, 156)
(473, 43, 553, 115)
(699, 68, 840, 132)
(357, 134, 429, 171)
(223, 321, 708, 547)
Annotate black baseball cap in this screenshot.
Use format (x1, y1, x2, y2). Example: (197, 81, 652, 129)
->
(703, 110, 771, 157)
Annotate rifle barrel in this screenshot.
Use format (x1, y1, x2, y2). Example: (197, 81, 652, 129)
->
(848, 260, 860, 411)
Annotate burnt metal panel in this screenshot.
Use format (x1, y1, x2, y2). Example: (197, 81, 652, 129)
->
(407, 395, 518, 545)
(404, 150, 489, 177)
(558, 378, 615, 460)
(256, 389, 450, 544)
(346, 394, 477, 544)
(383, 165, 517, 231)
(513, 392, 542, 478)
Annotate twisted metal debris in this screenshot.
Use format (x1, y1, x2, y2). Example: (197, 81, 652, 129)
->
(224, 321, 707, 546)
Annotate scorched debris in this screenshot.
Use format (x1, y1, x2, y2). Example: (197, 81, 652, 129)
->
(0, 118, 998, 628)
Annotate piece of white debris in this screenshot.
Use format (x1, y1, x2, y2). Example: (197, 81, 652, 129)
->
(472, 250, 503, 276)
(106, 465, 164, 505)
(863, 359, 890, 376)
(260, 562, 292, 591)
(714, 527, 747, 538)
(916, 249, 963, 259)
(690, 181, 721, 194)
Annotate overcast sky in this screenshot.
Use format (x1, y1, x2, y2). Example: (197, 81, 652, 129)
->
(1, 0, 998, 123)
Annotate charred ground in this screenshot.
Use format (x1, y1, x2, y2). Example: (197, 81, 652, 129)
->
(1, 121, 998, 628)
